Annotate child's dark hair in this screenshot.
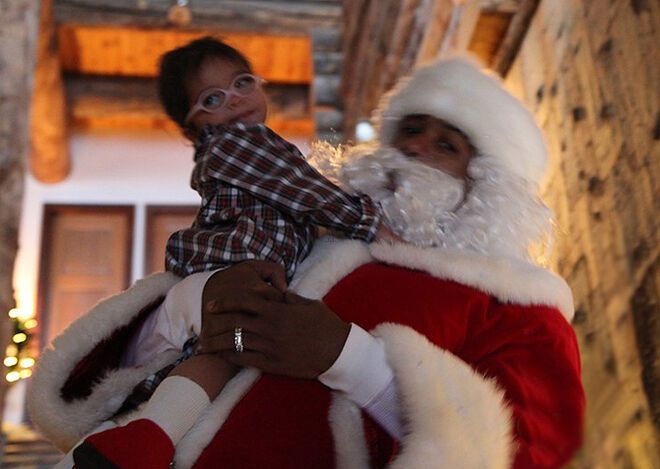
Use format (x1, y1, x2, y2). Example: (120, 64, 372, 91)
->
(157, 36, 252, 129)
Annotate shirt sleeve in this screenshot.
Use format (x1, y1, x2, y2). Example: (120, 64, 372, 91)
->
(196, 124, 382, 241)
(318, 323, 403, 439)
(122, 270, 216, 367)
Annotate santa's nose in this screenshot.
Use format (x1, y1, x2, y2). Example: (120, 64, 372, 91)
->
(401, 138, 431, 158)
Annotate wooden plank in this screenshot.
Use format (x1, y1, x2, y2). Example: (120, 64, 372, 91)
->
(478, 0, 523, 12)
(415, 0, 457, 64)
(54, 0, 341, 34)
(438, 0, 484, 56)
(491, 0, 540, 76)
(66, 76, 314, 137)
(30, 0, 71, 183)
(58, 25, 313, 84)
(467, 10, 512, 67)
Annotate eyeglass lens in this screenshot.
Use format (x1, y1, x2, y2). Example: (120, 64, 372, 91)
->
(201, 75, 257, 111)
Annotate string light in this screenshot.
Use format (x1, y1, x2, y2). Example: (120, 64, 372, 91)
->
(12, 333, 27, 344)
(4, 307, 36, 383)
(24, 319, 38, 329)
(4, 357, 18, 367)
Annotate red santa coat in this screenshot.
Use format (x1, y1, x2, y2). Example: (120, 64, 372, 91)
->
(29, 238, 584, 468)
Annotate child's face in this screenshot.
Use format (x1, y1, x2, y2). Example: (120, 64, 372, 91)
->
(185, 56, 268, 135)
(391, 114, 474, 179)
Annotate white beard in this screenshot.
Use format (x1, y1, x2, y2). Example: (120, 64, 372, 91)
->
(339, 147, 466, 247)
(307, 142, 553, 261)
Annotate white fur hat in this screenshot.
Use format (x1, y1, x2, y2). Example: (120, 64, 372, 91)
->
(375, 57, 548, 184)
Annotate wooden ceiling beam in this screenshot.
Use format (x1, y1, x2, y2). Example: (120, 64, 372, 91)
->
(66, 76, 314, 137)
(30, 0, 71, 184)
(490, 0, 540, 76)
(477, 0, 524, 13)
(341, 0, 462, 141)
(54, 0, 341, 35)
(58, 25, 313, 84)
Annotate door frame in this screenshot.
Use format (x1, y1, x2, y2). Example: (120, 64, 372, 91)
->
(37, 204, 134, 350)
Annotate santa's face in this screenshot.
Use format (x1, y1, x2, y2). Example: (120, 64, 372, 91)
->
(391, 114, 474, 180)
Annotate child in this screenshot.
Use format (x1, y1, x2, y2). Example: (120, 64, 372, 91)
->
(72, 37, 387, 468)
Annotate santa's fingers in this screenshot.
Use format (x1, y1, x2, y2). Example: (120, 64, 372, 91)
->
(200, 313, 264, 339)
(198, 328, 275, 356)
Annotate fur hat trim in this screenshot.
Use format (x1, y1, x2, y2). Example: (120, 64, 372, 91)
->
(375, 56, 547, 184)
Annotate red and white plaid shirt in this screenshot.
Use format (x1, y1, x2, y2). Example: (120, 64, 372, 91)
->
(166, 124, 382, 279)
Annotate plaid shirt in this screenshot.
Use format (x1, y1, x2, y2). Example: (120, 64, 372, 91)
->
(166, 124, 382, 280)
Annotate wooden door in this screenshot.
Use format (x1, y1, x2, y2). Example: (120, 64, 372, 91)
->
(144, 206, 198, 276)
(38, 205, 133, 348)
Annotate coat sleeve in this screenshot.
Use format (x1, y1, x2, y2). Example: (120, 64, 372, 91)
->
(371, 303, 584, 469)
(27, 273, 183, 452)
(470, 303, 585, 469)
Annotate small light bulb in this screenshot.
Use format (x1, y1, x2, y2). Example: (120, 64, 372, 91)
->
(6, 371, 20, 382)
(19, 369, 32, 379)
(12, 333, 27, 344)
(24, 319, 38, 329)
(4, 357, 18, 367)
(19, 358, 35, 368)
(8, 309, 19, 319)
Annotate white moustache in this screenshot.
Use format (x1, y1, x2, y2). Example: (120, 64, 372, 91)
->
(340, 146, 466, 246)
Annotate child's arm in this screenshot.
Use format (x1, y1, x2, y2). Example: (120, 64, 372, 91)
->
(196, 124, 382, 241)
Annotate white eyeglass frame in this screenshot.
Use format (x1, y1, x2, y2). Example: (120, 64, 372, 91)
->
(184, 73, 265, 127)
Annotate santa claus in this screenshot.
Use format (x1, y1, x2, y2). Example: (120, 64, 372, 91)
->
(29, 57, 584, 469)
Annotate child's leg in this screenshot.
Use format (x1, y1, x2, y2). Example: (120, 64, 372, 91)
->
(73, 355, 236, 469)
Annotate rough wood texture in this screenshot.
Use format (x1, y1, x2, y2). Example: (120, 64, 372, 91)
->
(490, 0, 540, 76)
(505, 0, 660, 464)
(341, 0, 458, 141)
(0, 0, 39, 428)
(30, 0, 70, 184)
(58, 25, 313, 84)
(54, 0, 341, 34)
(66, 76, 314, 137)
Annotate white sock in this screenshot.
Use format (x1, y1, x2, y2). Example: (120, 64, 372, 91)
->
(139, 375, 210, 445)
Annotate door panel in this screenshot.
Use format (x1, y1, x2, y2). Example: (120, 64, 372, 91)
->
(145, 206, 198, 276)
(39, 205, 133, 348)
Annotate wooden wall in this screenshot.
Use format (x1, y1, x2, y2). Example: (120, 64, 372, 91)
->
(505, 0, 659, 466)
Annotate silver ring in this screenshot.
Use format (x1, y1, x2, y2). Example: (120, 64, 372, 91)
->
(234, 327, 244, 353)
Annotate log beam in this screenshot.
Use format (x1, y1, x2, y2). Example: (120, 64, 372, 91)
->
(57, 25, 313, 84)
(30, 0, 71, 184)
(490, 0, 540, 76)
(66, 76, 314, 137)
(54, 0, 341, 35)
(341, 0, 462, 141)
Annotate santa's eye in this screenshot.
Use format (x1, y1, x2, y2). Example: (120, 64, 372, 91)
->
(401, 126, 423, 136)
(437, 140, 457, 153)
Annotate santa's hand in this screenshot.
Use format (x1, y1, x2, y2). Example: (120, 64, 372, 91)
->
(199, 260, 287, 354)
(200, 291, 351, 379)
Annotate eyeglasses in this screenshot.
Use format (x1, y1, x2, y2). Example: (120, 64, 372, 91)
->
(184, 73, 265, 126)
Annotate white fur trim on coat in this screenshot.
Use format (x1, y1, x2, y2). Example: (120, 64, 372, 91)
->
(377, 323, 513, 468)
(28, 272, 182, 451)
(375, 57, 548, 185)
(369, 242, 575, 321)
(291, 237, 574, 321)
